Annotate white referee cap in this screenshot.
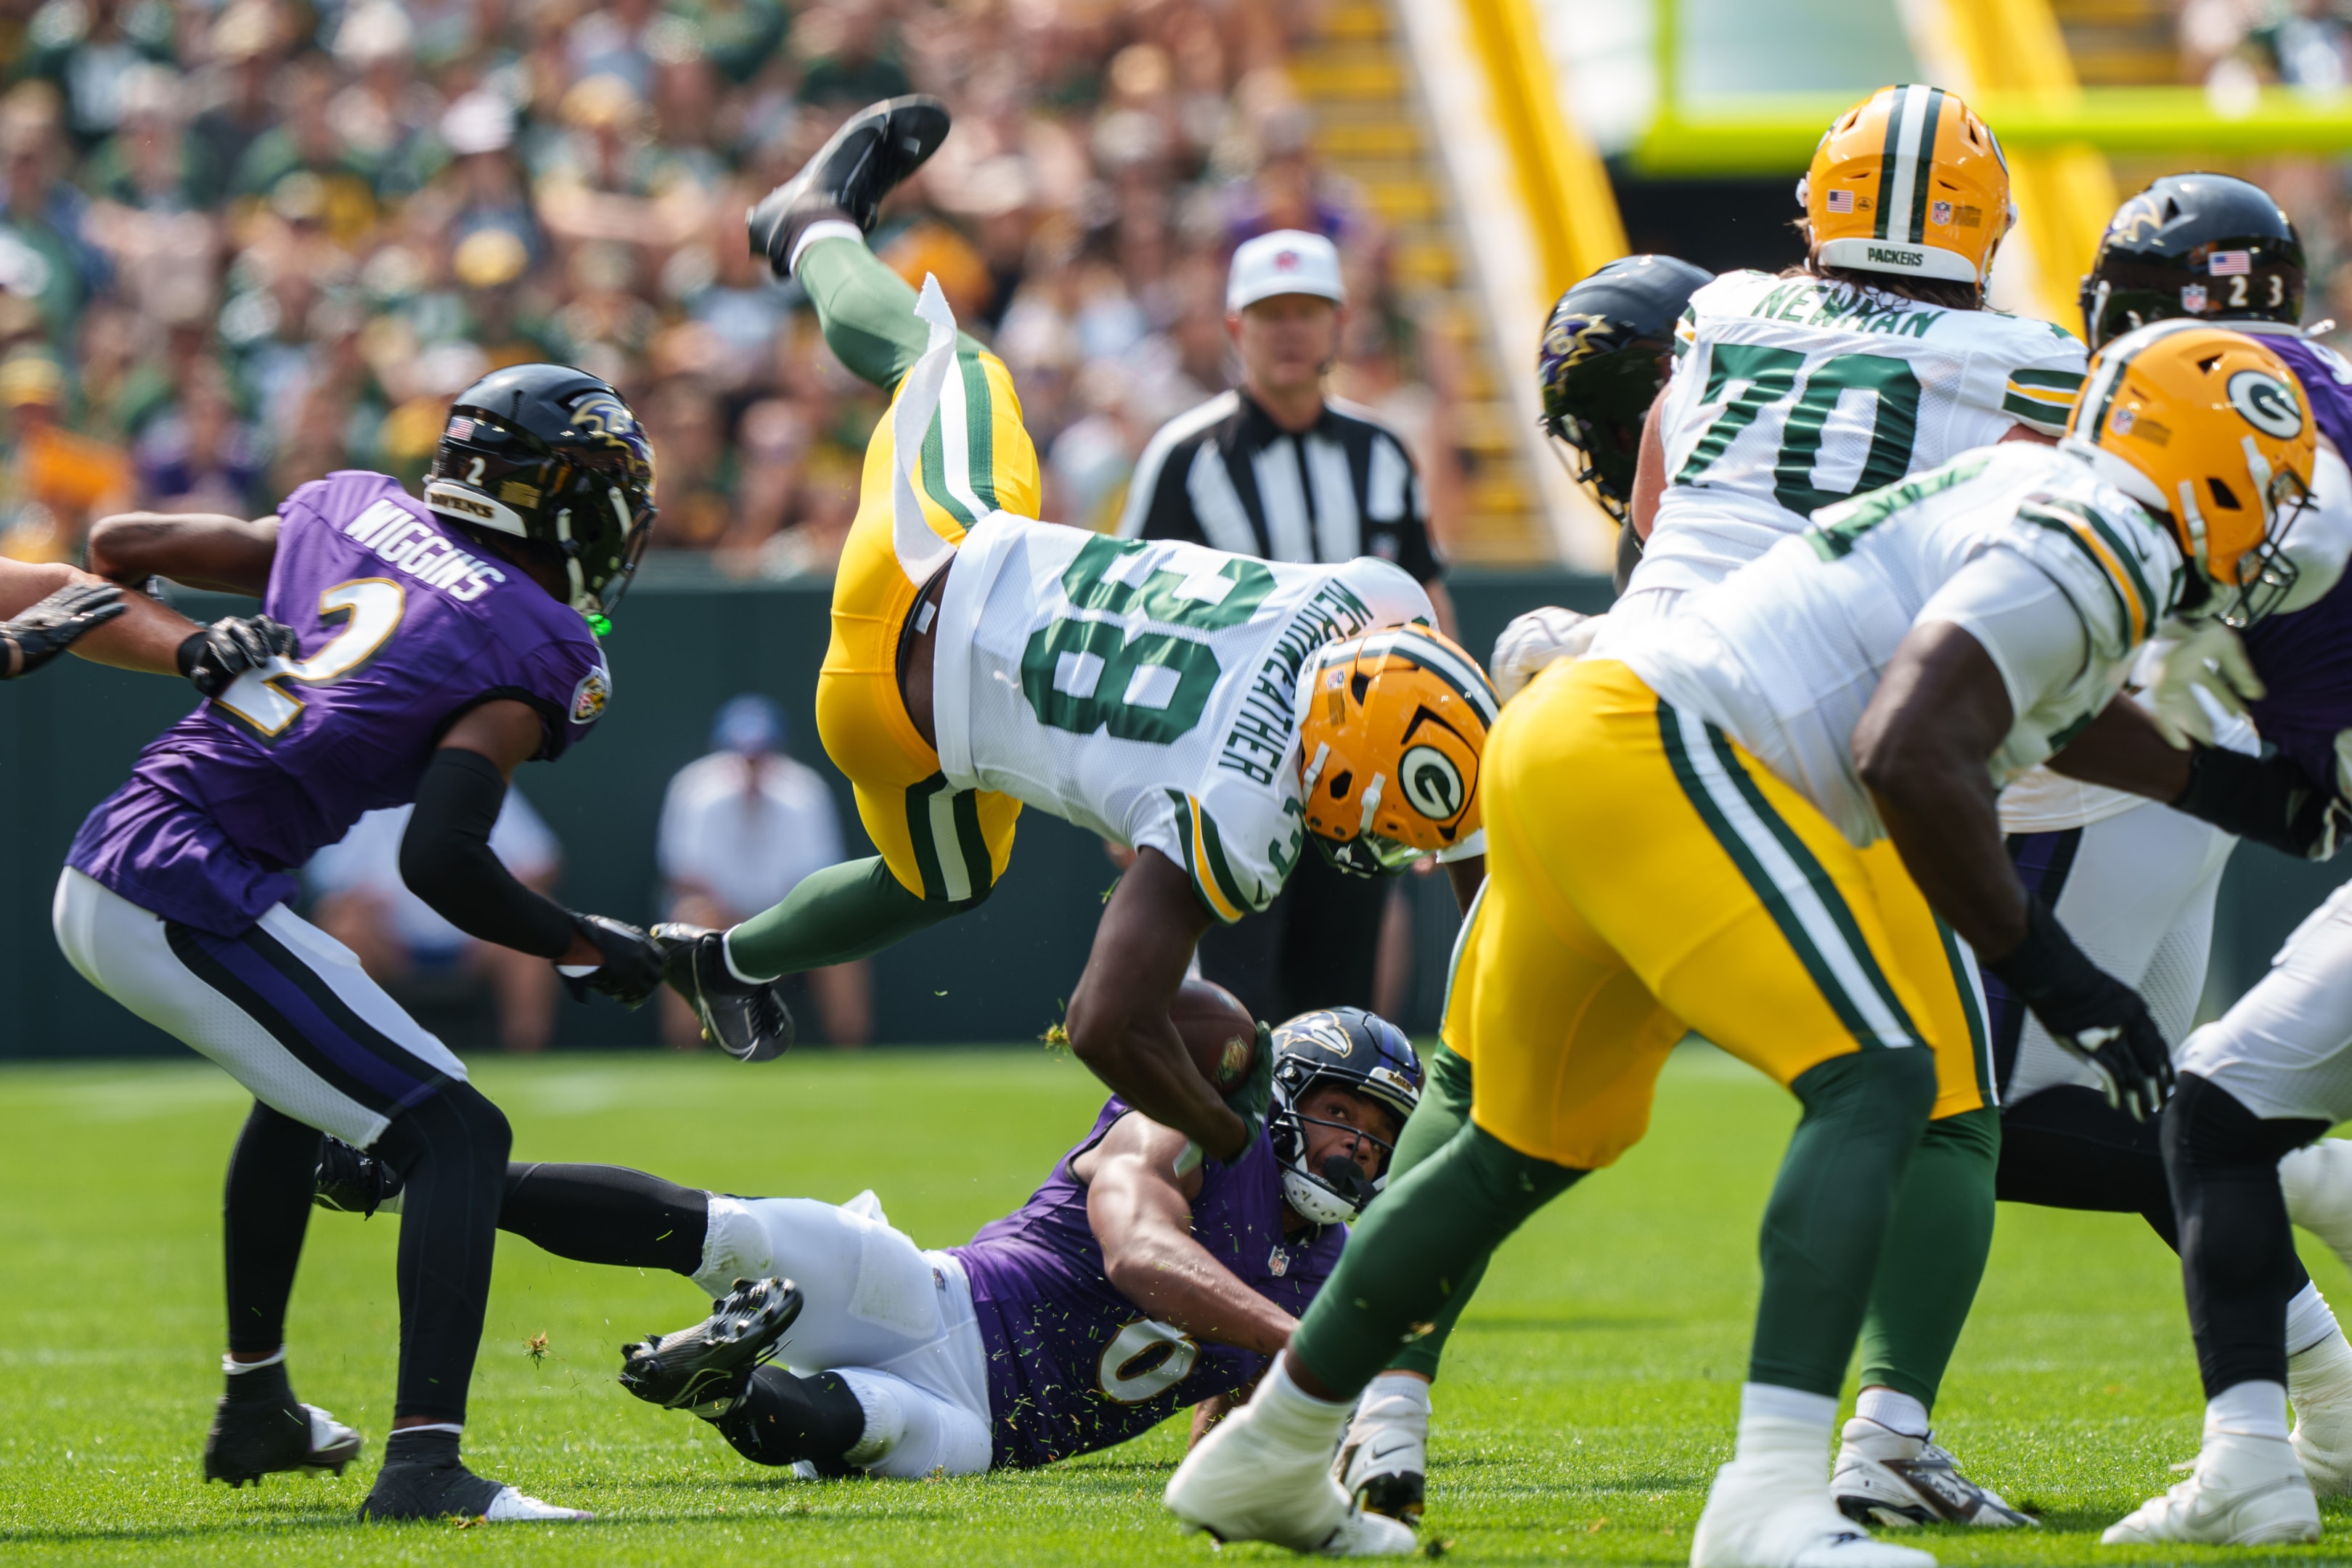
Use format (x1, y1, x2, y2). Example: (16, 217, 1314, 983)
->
(1228, 229, 1345, 312)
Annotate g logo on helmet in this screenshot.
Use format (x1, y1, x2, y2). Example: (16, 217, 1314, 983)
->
(1399, 744, 1464, 821)
(2226, 369, 2304, 441)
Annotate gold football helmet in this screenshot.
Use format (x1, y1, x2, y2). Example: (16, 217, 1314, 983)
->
(1801, 84, 2014, 287)
(1295, 625, 1496, 875)
(2063, 319, 2316, 624)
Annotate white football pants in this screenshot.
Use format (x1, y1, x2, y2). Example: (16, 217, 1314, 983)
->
(696, 1191, 995, 1478)
(2181, 876, 2352, 1124)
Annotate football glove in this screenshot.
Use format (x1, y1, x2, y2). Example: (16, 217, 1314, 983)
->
(653, 923, 794, 1062)
(1490, 606, 1603, 703)
(2142, 618, 2263, 750)
(178, 614, 299, 698)
(2173, 744, 2350, 862)
(563, 913, 666, 1008)
(0, 579, 124, 678)
(1988, 899, 2173, 1122)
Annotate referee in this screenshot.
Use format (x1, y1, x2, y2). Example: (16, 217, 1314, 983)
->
(1116, 228, 1453, 1024)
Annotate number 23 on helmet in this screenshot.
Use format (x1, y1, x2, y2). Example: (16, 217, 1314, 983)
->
(1296, 625, 1498, 876)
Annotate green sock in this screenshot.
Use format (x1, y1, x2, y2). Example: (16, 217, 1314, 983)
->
(1855, 1104, 1998, 1408)
(1747, 1049, 1937, 1397)
(1290, 1120, 1583, 1398)
(1381, 1045, 1483, 1381)
(795, 236, 990, 396)
(724, 857, 968, 979)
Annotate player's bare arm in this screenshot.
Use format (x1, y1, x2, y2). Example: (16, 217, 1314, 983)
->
(1076, 1112, 1296, 1355)
(1853, 621, 2027, 957)
(86, 511, 282, 596)
(2048, 690, 2347, 860)
(1064, 850, 1239, 1160)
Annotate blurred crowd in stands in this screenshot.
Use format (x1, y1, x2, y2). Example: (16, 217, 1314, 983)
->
(0, 0, 1459, 574)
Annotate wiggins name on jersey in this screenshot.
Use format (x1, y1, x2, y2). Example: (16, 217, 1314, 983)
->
(1638, 269, 2088, 601)
(932, 513, 1432, 923)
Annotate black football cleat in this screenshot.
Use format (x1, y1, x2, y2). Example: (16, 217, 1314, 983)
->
(619, 1275, 804, 1411)
(748, 94, 952, 277)
(359, 1429, 588, 1523)
(653, 923, 794, 1063)
(314, 1136, 404, 1217)
(203, 1384, 363, 1485)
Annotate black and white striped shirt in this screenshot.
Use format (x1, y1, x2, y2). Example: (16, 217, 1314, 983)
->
(1114, 391, 1442, 583)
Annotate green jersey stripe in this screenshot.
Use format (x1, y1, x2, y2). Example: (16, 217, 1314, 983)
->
(2019, 504, 2134, 634)
(2073, 502, 2164, 627)
(2008, 368, 2086, 391)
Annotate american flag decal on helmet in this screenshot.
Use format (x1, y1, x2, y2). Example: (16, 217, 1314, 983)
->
(446, 416, 475, 439)
(1826, 189, 1855, 213)
(2210, 250, 2252, 276)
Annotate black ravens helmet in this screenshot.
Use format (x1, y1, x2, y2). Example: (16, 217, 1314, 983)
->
(1267, 1008, 1423, 1226)
(1537, 254, 1712, 524)
(2081, 173, 2306, 351)
(425, 364, 657, 632)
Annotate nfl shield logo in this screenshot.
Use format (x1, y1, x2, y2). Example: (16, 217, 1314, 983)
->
(2183, 283, 2209, 312)
(1931, 200, 1953, 226)
(1268, 1246, 1289, 1277)
(1826, 189, 1855, 214)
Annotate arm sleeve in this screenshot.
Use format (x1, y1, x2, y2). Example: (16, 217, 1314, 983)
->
(1913, 550, 2093, 724)
(400, 748, 579, 959)
(1996, 331, 2089, 438)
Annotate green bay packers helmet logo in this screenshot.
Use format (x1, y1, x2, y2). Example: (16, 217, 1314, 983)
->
(2226, 369, 2304, 440)
(1399, 744, 1464, 820)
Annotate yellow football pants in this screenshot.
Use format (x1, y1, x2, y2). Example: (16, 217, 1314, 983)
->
(814, 341, 1040, 902)
(1444, 658, 1988, 1171)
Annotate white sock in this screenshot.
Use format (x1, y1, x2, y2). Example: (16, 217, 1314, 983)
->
(2207, 1381, 2291, 1443)
(830, 1369, 907, 1466)
(788, 219, 867, 277)
(1352, 1371, 1432, 1431)
(223, 1348, 285, 1374)
(719, 930, 777, 987)
(1251, 1356, 1355, 1448)
(1735, 1382, 1837, 1470)
(2290, 1323, 2352, 1406)
(392, 1421, 464, 1437)
(1853, 1386, 1930, 1440)
(2287, 1281, 2340, 1358)
(691, 1194, 772, 1297)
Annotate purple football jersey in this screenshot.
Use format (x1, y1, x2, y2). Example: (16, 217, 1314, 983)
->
(70, 471, 611, 935)
(950, 1098, 1340, 1471)
(2241, 336, 2352, 786)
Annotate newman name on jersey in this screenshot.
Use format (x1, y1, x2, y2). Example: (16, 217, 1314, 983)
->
(932, 515, 1431, 923)
(1641, 270, 2088, 600)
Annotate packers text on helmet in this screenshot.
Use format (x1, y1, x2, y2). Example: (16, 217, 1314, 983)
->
(1800, 84, 2014, 287)
(1294, 625, 1497, 876)
(2062, 319, 2316, 624)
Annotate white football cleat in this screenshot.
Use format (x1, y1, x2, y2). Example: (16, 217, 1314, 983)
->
(481, 1486, 593, 1522)
(1829, 1418, 2035, 1527)
(1336, 1387, 1429, 1525)
(1693, 1458, 1938, 1568)
(1167, 1396, 1413, 1555)
(2102, 1432, 2319, 1546)
(2282, 1139, 2352, 1274)
(2290, 1330, 2352, 1497)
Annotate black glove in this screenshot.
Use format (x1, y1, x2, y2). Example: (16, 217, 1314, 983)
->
(177, 615, 298, 699)
(563, 913, 666, 1008)
(2174, 743, 2349, 861)
(1987, 898, 2173, 1122)
(1212, 1020, 1278, 1166)
(0, 579, 124, 678)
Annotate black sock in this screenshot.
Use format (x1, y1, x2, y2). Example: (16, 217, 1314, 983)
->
(372, 1082, 513, 1425)
(715, 1368, 868, 1468)
(224, 1101, 323, 1356)
(2165, 1072, 2328, 1397)
(222, 1357, 293, 1406)
(383, 1426, 465, 1468)
(500, 1162, 709, 1274)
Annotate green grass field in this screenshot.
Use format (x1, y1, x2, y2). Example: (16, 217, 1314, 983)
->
(5, 1043, 2352, 1567)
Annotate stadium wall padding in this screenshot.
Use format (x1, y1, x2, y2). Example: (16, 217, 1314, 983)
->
(0, 569, 2332, 1058)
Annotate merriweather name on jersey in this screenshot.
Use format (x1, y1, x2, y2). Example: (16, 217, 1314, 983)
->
(930, 513, 1430, 920)
(1639, 270, 2088, 600)
(1593, 442, 2182, 845)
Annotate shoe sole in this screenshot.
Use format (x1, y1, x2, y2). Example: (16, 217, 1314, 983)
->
(621, 1280, 804, 1408)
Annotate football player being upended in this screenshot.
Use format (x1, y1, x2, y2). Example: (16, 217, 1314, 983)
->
(653, 97, 1490, 1183)
(60, 367, 672, 1522)
(308, 1012, 1419, 1490)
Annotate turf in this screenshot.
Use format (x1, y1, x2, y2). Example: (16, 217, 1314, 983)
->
(4, 1044, 2352, 1566)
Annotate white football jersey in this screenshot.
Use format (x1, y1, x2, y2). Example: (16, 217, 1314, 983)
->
(1632, 270, 2088, 605)
(1593, 443, 2184, 846)
(931, 513, 1434, 922)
